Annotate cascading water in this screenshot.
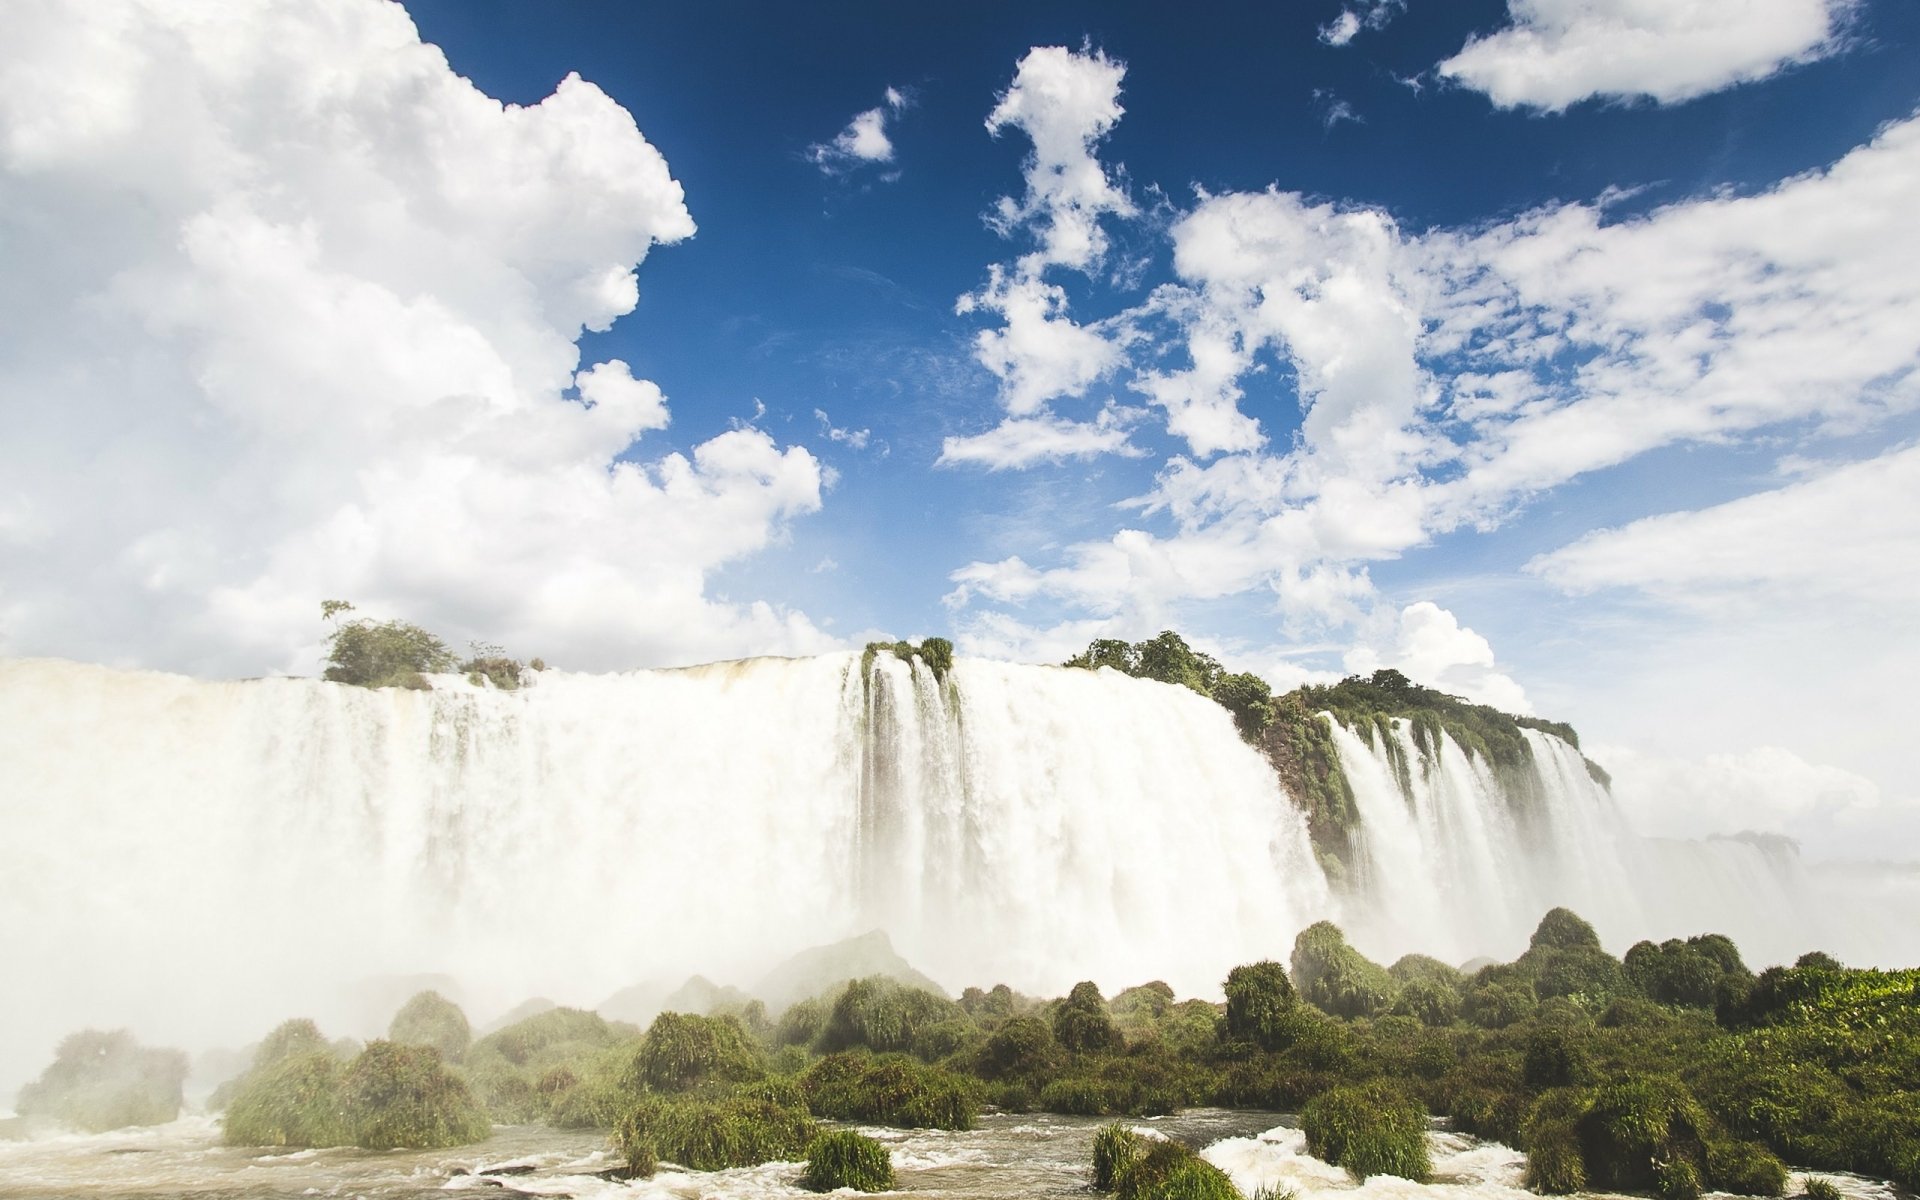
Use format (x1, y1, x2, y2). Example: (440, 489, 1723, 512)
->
(0, 653, 1891, 1103)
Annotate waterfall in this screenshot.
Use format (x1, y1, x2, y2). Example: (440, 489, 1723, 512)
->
(0, 653, 1897, 1102)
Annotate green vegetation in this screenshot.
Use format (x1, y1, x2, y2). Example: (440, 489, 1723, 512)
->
(612, 1079, 816, 1175)
(815, 976, 968, 1057)
(1061, 631, 1603, 872)
(223, 1050, 351, 1148)
(1088, 1125, 1241, 1200)
(624, 1011, 764, 1093)
(338, 1040, 490, 1150)
(1223, 960, 1298, 1051)
(801, 1051, 979, 1129)
(1291, 922, 1396, 1019)
(1303, 1081, 1433, 1182)
(863, 636, 955, 681)
(802, 1128, 896, 1192)
(388, 990, 471, 1063)
(319, 600, 529, 689)
(15, 1029, 187, 1132)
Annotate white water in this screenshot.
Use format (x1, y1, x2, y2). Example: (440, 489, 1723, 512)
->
(1333, 718, 1895, 968)
(0, 654, 1905, 1105)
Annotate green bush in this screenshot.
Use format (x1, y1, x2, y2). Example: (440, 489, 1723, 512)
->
(1392, 978, 1462, 1027)
(1800, 1178, 1843, 1200)
(1531, 908, 1602, 953)
(388, 990, 471, 1063)
(1223, 961, 1298, 1050)
(1106, 1136, 1242, 1200)
(1522, 1027, 1593, 1089)
(1522, 1090, 1590, 1194)
(1705, 1138, 1789, 1196)
(1291, 922, 1396, 1019)
(320, 601, 456, 688)
(977, 1015, 1060, 1079)
(1574, 1078, 1710, 1196)
(802, 1129, 896, 1192)
(1055, 981, 1124, 1055)
(800, 1052, 978, 1130)
(612, 1081, 816, 1174)
(464, 1006, 624, 1124)
(817, 977, 966, 1057)
(624, 1012, 763, 1093)
(15, 1029, 188, 1132)
(1094, 1122, 1146, 1191)
(338, 1040, 489, 1150)
(1041, 1075, 1124, 1115)
(1466, 981, 1537, 1029)
(222, 1050, 349, 1148)
(1302, 1081, 1432, 1182)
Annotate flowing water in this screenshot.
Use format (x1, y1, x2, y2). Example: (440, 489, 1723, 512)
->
(0, 654, 1906, 1122)
(0, 1112, 1895, 1200)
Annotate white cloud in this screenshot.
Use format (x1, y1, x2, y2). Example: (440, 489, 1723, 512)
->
(0, 0, 835, 675)
(1439, 0, 1852, 112)
(1528, 443, 1920, 612)
(1312, 89, 1365, 130)
(937, 406, 1144, 470)
(1319, 0, 1407, 47)
(1598, 743, 1920, 863)
(813, 408, 873, 451)
(957, 267, 1125, 415)
(984, 45, 1135, 276)
(1343, 601, 1533, 713)
(807, 86, 912, 174)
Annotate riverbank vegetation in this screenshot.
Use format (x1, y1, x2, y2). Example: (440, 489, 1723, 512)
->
(21, 915, 1916, 1199)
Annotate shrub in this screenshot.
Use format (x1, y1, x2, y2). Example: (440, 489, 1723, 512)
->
(1094, 1122, 1145, 1191)
(817, 977, 966, 1057)
(1223, 961, 1298, 1049)
(1522, 1027, 1593, 1090)
(1041, 1076, 1123, 1115)
(1705, 1139, 1788, 1196)
(1529, 945, 1629, 1006)
(222, 1050, 349, 1147)
(1055, 981, 1124, 1055)
(464, 1006, 623, 1123)
(15, 1029, 188, 1132)
(320, 602, 457, 688)
(1113, 982, 1177, 1026)
(801, 1052, 979, 1130)
(624, 1012, 763, 1093)
(1291, 922, 1396, 1019)
(388, 991, 471, 1063)
(977, 1016, 1060, 1079)
(1466, 981, 1537, 1029)
(1390, 954, 1466, 989)
(1108, 1136, 1242, 1200)
(338, 1040, 489, 1150)
(1302, 1081, 1432, 1182)
(1531, 908, 1602, 952)
(803, 1129, 896, 1192)
(1800, 1179, 1843, 1200)
(253, 1019, 332, 1069)
(1392, 978, 1462, 1027)
(613, 1081, 816, 1174)
(1522, 1090, 1590, 1194)
(1575, 1078, 1710, 1196)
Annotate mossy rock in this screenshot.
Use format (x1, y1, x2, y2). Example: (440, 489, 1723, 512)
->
(803, 1129, 896, 1192)
(339, 1040, 490, 1150)
(15, 1029, 188, 1133)
(388, 991, 471, 1064)
(612, 1081, 816, 1174)
(222, 1049, 350, 1148)
(1303, 1081, 1432, 1183)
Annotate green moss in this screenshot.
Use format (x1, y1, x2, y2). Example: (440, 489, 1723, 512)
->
(15, 1029, 188, 1133)
(803, 1129, 896, 1192)
(1291, 922, 1397, 1019)
(801, 1052, 979, 1130)
(338, 1040, 489, 1150)
(612, 1081, 816, 1174)
(388, 990, 471, 1063)
(222, 1050, 350, 1148)
(1303, 1081, 1433, 1183)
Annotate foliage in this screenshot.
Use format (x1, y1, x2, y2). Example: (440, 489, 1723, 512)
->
(1291, 921, 1397, 1019)
(1530, 908, 1602, 952)
(461, 641, 524, 690)
(863, 637, 955, 681)
(1055, 981, 1124, 1055)
(977, 1015, 1061, 1080)
(1211, 671, 1275, 738)
(800, 1052, 979, 1130)
(319, 601, 456, 688)
(1223, 960, 1299, 1050)
(1801, 1179, 1843, 1200)
(802, 1128, 896, 1192)
(338, 1040, 489, 1150)
(388, 990, 471, 1063)
(15, 1029, 188, 1132)
(624, 1012, 764, 1093)
(816, 976, 967, 1057)
(1093, 1122, 1146, 1191)
(1302, 1081, 1433, 1182)
(1096, 1134, 1242, 1200)
(222, 1050, 350, 1148)
(612, 1080, 816, 1175)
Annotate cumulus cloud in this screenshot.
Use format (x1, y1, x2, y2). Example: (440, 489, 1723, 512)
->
(1438, 0, 1853, 112)
(0, 0, 834, 675)
(984, 45, 1135, 276)
(1320, 0, 1407, 47)
(807, 86, 912, 175)
(1343, 602, 1533, 713)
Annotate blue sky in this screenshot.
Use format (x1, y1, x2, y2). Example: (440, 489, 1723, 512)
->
(2, 0, 1918, 857)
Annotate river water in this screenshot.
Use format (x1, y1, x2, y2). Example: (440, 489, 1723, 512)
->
(0, 1110, 1894, 1200)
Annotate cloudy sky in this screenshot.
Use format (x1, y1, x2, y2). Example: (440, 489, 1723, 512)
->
(2, 0, 1916, 859)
